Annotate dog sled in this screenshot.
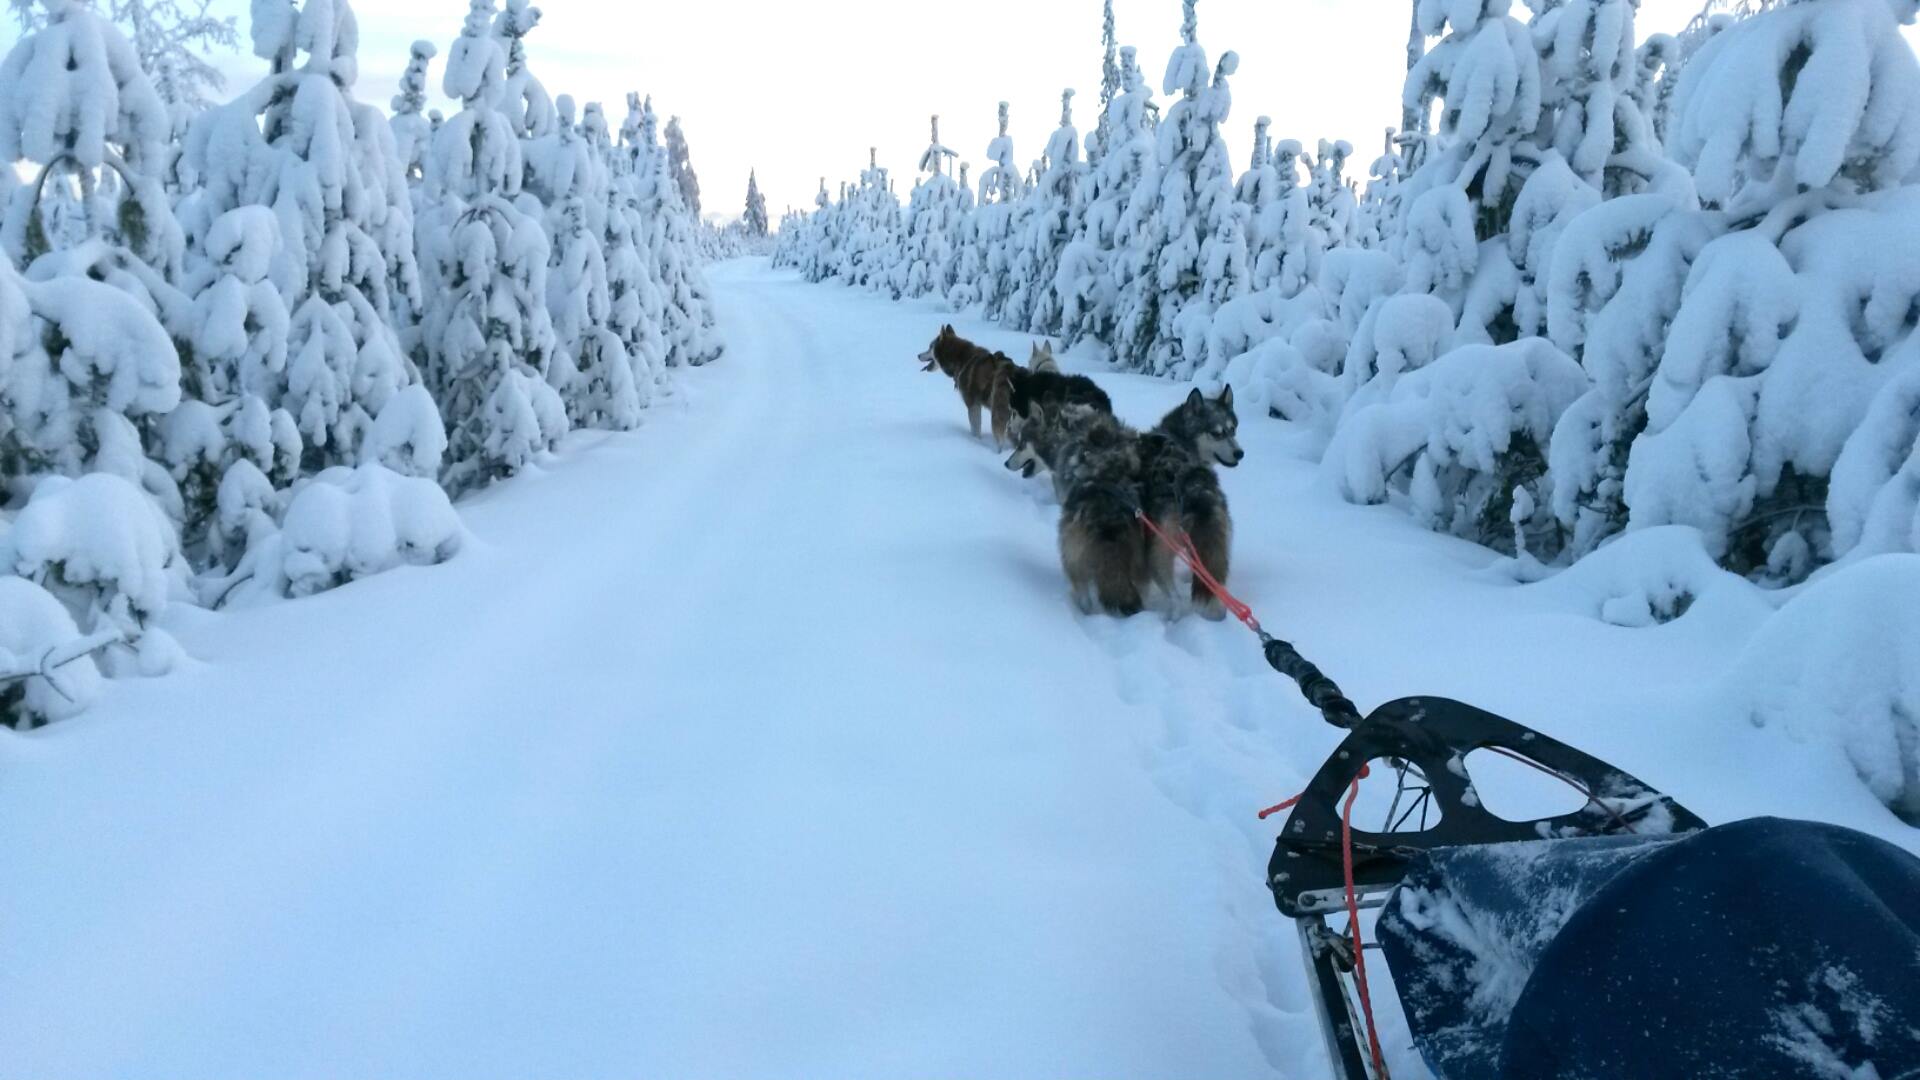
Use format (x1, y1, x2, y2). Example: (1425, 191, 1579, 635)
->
(1254, 637, 1920, 1080)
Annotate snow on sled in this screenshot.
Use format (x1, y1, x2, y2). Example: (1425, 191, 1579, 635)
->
(1261, 689, 1920, 1080)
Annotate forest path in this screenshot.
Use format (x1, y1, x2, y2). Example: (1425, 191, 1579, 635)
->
(0, 259, 1331, 1079)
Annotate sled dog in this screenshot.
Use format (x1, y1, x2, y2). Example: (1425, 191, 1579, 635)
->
(1028, 341, 1062, 374)
(919, 325, 1020, 448)
(1155, 385, 1245, 468)
(1145, 387, 1241, 618)
(1004, 368, 1113, 449)
(1005, 403, 1149, 616)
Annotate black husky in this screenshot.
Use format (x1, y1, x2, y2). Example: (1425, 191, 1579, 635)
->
(1005, 368, 1112, 448)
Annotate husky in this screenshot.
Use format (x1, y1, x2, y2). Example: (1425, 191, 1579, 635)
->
(990, 344, 1092, 450)
(1156, 385, 1245, 468)
(1138, 433, 1233, 618)
(1029, 341, 1062, 374)
(1005, 368, 1113, 450)
(919, 325, 1019, 447)
(1145, 386, 1241, 618)
(1004, 401, 1110, 491)
(1006, 403, 1149, 616)
(1056, 412, 1148, 617)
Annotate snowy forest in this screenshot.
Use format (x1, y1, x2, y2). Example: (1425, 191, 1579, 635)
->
(4, 1, 1920, 1075)
(0, 0, 725, 724)
(779, 0, 1920, 590)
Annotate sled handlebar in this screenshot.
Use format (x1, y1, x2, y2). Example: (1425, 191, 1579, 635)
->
(1261, 635, 1364, 730)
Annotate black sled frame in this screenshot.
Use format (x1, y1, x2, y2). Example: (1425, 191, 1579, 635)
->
(1254, 639, 1706, 1080)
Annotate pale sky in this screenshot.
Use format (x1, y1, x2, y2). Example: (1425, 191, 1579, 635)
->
(4, 1, 1916, 223)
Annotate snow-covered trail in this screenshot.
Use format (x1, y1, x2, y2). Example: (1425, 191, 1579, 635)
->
(0, 261, 1318, 1078)
(5, 260, 1910, 1080)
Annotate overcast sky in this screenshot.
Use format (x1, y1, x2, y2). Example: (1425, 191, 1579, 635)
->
(5, 1, 1917, 223)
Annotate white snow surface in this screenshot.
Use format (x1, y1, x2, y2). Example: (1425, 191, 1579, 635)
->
(2, 260, 1916, 1079)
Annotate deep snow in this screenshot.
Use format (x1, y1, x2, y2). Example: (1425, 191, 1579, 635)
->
(2, 258, 1915, 1079)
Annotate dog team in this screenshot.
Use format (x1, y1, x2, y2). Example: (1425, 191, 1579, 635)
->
(917, 325, 1242, 620)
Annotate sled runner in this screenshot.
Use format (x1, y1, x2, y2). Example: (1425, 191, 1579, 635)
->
(1256, 647, 1920, 1080)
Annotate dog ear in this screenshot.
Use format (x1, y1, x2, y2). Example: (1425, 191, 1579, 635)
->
(1027, 401, 1046, 423)
(1186, 387, 1205, 409)
(1219, 384, 1234, 408)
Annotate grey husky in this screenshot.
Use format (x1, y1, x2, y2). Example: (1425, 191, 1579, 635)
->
(1145, 386, 1241, 618)
(1005, 403, 1148, 616)
(1155, 385, 1245, 468)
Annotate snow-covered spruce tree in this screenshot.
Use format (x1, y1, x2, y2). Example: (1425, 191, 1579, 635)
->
(1111, 0, 1239, 379)
(4, 0, 239, 110)
(899, 116, 962, 300)
(1016, 89, 1084, 334)
(1650, 1, 1787, 143)
(181, 0, 431, 479)
(1236, 117, 1280, 275)
(1194, 126, 1331, 401)
(1511, 7, 1701, 563)
(1356, 128, 1409, 251)
(1058, 43, 1156, 349)
(1238, 130, 1323, 301)
(1623, 0, 1920, 582)
(1532, 0, 1689, 199)
(386, 36, 438, 373)
(582, 99, 665, 402)
(1531, 0, 1629, 188)
(1321, 0, 1625, 558)
(0, 245, 181, 498)
(1093, 0, 1120, 163)
(838, 146, 900, 295)
(0, 0, 182, 279)
(664, 115, 701, 220)
(1397, 0, 1544, 342)
(1265, 139, 1323, 298)
(773, 177, 826, 272)
(797, 176, 840, 284)
(743, 169, 769, 237)
(1306, 138, 1355, 248)
(171, 206, 304, 557)
(973, 101, 1023, 320)
(0, 244, 193, 676)
(620, 93, 722, 367)
(0, 0, 266, 576)
(487, 10, 634, 429)
(391, 40, 436, 186)
(1494, 0, 1678, 502)
(946, 163, 981, 308)
(492, 0, 550, 140)
(1541, 193, 1713, 558)
(1628, 30, 1677, 136)
(1323, 335, 1589, 556)
(1400, 1, 1673, 352)
(529, 94, 641, 431)
(417, 0, 564, 493)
